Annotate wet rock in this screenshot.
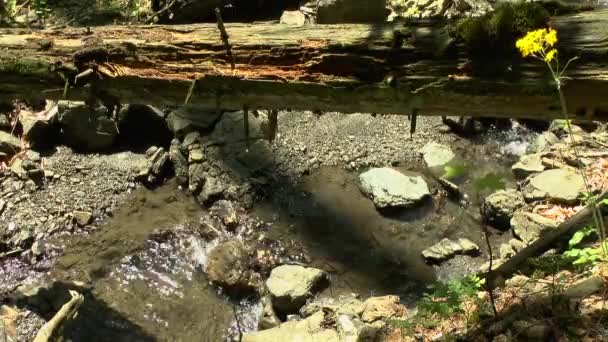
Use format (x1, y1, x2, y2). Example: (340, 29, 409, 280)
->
(169, 139, 189, 186)
(259, 296, 281, 330)
(243, 311, 339, 342)
(419, 141, 455, 168)
(361, 295, 406, 323)
(166, 106, 221, 138)
(0, 131, 20, 155)
(512, 153, 545, 179)
(523, 169, 586, 203)
(210, 200, 239, 230)
(197, 176, 226, 205)
(422, 238, 480, 263)
(266, 265, 327, 315)
(205, 239, 259, 297)
(387, 0, 491, 20)
(482, 189, 525, 229)
(359, 167, 430, 209)
(301, 0, 388, 23)
(280, 10, 307, 25)
(529, 131, 559, 153)
(73, 210, 93, 226)
(511, 211, 559, 245)
(57, 101, 118, 151)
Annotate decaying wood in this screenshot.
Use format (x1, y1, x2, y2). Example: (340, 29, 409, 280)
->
(487, 192, 608, 288)
(33, 290, 84, 342)
(0, 10, 607, 120)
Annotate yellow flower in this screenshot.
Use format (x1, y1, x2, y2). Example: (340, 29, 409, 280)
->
(515, 28, 559, 62)
(544, 49, 557, 62)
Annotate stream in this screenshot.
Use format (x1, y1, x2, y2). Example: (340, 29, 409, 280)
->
(3, 125, 534, 341)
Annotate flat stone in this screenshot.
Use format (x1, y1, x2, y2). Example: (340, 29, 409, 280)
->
(422, 238, 480, 263)
(511, 211, 559, 245)
(266, 265, 326, 315)
(512, 153, 545, 179)
(361, 295, 406, 323)
(419, 141, 455, 168)
(73, 210, 93, 226)
(523, 169, 586, 203)
(359, 168, 430, 209)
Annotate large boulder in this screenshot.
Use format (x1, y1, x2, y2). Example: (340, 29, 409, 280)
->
(301, 0, 389, 23)
(266, 265, 327, 315)
(57, 101, 117, 151)
(523, 169, 586, 203)
(166, 106, 222, 138)
(0, 130, 20, 155)
(422, 238, 480, 263)
(359, 168, 430, 209)
(205, 239, 260, 297)
(482, 189, 525, 229)
(419, 141, 455, 168)
(243, 311, 340, 342)
(512, 153, 545, 179)
(511, 211, 559, 245)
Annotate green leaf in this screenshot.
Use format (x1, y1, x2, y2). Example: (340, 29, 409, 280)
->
(443, 163, 468, 180)
(569, 231, 586, 248)
(474, 172, 506, 192)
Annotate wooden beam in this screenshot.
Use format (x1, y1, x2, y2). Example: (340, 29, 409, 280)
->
(1, 10, 607, 120)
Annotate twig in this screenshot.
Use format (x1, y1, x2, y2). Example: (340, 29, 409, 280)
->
(478, 193, 499, 317)
(0, 248, 23, 259)
(145, 0, 179, 24)
(214, 7, 236, 74)
(231, 304, 242, 342)
(33, 290, 84, 342)
(243, 105, 250, 152)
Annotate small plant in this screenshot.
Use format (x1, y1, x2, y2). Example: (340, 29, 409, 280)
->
(418, 275, 485, 318)
(563, 225, 605, 269)
(33, 0, 51, 26)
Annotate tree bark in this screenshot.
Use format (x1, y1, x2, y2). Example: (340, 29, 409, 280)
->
(1, 10, 607, 120)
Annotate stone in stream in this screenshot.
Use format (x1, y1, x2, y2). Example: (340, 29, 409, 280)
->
(419, 141, 455, 168)
(482, 189, 525, 229)
(359, 167, 430, 209)
(210, 200, 239, 230)
(73, 210, 93, 226)
(523, 169, 586, 203)
(197, 176, 226, 206)
(422, 238, 480, 263)
(266, 265, 327, 315)
(205, 239, 260, 297)
(0, 130, 20, 155)
(511, 211, 559, 245)
(511, 153, 545, 179)
(57, 101, 118, 151)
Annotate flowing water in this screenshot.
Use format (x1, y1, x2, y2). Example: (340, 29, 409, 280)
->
(11, 125, 536, 341)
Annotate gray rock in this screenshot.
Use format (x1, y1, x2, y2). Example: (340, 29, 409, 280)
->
(266, 265, 327, 315)
(359, 168, 430, 209)
(563, 276, 604, 298)
(512, 153, 545, 179)
(419, 141, 455, 168)
(511, 211, 558, 244)
(422, 238, 480, 263)
(280, 10, 307, 25)
(31, 241, 45, 257)
(243, 311, 339, 342)
(57, 101, 118, 151)
(361, 295, 406, 323)
(205, 239, 259, 297)
(302, 0, 388, 23)
(529, 131, 559, 153)
(169, 139, 189, 186)
(19, 109, 53, 148)
(509, 238, 526, 253)
(523, 169, 586, 203)
(10, 228, 34, 249)
(482, 189, 525, 229)
(499, 243, 515, 259)
(166, 106, 221, 138)
(73, 211, 93, 226)
(337, 314, 380, 342)
(188, 163, 206, 193)
(0, 130, 20, 155)
(182, 131, 201, 147)
(197, 176, 226, 205)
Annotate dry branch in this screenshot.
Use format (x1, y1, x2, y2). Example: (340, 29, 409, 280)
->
(33, 290, 84, 342)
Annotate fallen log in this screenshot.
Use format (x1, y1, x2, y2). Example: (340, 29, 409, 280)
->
(1, 9, 607, 120)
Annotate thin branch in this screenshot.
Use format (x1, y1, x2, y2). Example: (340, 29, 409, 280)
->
(214, 7, 236, 74)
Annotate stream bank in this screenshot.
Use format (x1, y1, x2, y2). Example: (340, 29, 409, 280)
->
(1, 101, 546, 341)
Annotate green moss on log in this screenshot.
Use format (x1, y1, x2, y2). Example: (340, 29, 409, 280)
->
(0, 57, 55, 80)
